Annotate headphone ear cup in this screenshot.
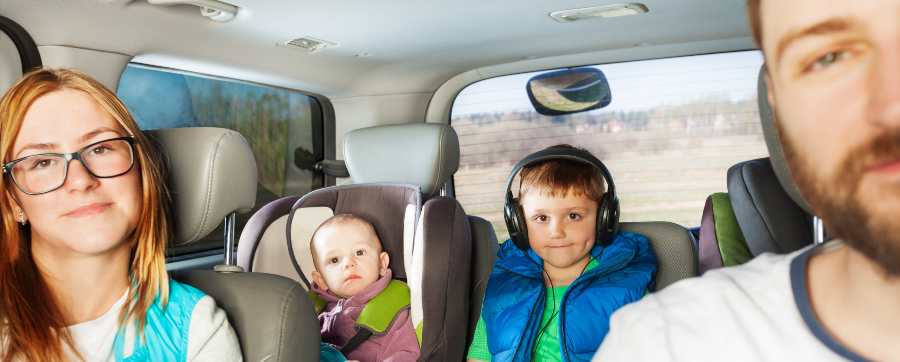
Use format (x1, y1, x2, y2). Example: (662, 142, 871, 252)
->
(504, 197, 530, 250)
(596, 194, 611, 245)
(513, 203, 529, 249)
(608, 196, 620, 236)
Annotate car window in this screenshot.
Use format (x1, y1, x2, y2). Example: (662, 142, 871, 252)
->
(117, 64, 324, 255)
(451, 51, 767, 241)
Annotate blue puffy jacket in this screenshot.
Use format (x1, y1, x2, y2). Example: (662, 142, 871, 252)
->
(482, 231, 657, 362)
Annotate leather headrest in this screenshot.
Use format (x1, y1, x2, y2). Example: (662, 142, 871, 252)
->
(147, 127, 257, 246)
(0, 16, 42, 94)
(0, 32, 20, 94)
(727, 158, 813, 255)
(757, 65, 813, 213)
(344, 123, 459, 196)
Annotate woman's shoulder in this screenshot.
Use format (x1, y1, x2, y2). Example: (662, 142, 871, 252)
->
(153, 279, 208, 323)
(166, 280, 242, 361)
(168, 279, 208, 304)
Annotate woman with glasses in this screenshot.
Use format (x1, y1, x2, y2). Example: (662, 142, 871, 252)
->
(0, 69, 241, 361)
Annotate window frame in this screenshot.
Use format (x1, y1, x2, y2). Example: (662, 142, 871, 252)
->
(116, 63, 335, 259)
(446, 50, 766, 232)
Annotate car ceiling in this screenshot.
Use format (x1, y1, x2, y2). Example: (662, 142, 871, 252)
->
(1, 0, 755, 98)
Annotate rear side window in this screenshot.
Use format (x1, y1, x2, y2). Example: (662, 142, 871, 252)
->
(117, 64, 324, 255)
(451, 51, 766, 241)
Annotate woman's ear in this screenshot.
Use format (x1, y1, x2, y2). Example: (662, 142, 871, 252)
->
(379, 251, 390, 276)
(311, 270, 328, 291)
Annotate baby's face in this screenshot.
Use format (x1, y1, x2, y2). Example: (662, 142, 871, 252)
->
(311, 221, 388, 298)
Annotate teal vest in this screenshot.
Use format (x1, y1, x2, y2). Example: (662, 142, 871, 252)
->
(113, 280, 205, 361)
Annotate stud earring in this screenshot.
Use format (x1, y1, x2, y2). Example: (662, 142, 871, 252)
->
(16, 209, 26, 226)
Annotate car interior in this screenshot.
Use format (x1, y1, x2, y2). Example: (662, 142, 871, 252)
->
(0, 1, 823, 360)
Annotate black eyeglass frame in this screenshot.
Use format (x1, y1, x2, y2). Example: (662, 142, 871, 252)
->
(1, 136, 136, 195)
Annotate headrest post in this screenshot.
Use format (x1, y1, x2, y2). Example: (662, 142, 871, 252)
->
(214, 212, 244, 273)
(224, 212, 237, 265)
(813, 216, 826, 244)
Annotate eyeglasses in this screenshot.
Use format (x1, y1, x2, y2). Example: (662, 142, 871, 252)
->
(2, 136, 136, 195)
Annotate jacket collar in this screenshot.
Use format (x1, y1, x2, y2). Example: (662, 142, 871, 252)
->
(311, 269, 394, 307)
(495, 232, 639, 280)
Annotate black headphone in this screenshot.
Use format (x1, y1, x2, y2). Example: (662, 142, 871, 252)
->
(503, 146, 619, 250)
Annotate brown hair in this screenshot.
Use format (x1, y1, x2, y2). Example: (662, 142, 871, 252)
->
(517, 144, 606, 202)
(0, 69, 172, 362)
(747, 0, 763, 47)
(309, 213, 381, 270)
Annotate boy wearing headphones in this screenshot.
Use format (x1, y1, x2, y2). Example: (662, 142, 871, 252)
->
(467, 144, 658, 362)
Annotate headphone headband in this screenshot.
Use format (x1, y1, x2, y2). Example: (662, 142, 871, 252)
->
(503, 146, 619, 250)
(503, 148, 616, 205)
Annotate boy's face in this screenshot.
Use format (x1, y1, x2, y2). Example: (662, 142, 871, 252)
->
(521, 189, 598, 272)
(311, 221, 389, 298)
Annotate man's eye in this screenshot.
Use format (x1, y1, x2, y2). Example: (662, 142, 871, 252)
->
(568, 213, 583, 221)
(356, 250, 366, 256)
(329, 257, 339, 264)
(807, 50, 848, 72)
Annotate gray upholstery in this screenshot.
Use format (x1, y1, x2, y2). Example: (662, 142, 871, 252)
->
(757, 66, 813, 213)
(153, 127, 318, 362)
(235, 195, 302, 279)
(0, 32, 20, 93)
(344, 123, 460, 196)
(620, 221, 697, 290)
(172, 271, 319, 362)
(147, 127, 257, 245)
(467, 215, 498, 346)
(237, 183, 475, 361)
(417, 196, 473, 361)
(238, 122, 488, 360)
(283, 183, 421, 281)
(0, 15, 41, 93)
(727, 158, 812, 256)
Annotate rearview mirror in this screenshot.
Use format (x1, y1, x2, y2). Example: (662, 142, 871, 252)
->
(526, 67, 611, 116)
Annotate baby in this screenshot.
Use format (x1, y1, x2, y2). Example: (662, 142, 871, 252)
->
(309, 214, 420, 362)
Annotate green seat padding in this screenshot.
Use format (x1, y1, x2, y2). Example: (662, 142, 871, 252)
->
(356, 280, 411, 334)
(308, 280, 418, 343)
(711, 193, 753, 266)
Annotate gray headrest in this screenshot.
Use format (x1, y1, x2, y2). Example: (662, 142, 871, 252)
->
(147, 127, 258, 246)
(344, 123, 459, 196)
(757, 65, 813, 213)
(727, 158, 812, 255)
(0, 32, 22, 93)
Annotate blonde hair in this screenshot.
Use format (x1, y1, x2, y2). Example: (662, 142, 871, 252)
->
(0, 68, 172, 362)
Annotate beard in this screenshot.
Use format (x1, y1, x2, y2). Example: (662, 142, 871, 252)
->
(778, 118, 900, 276)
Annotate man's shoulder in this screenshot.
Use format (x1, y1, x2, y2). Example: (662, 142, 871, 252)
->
(613, 251, 800, 326)
(593, 250, 820, 361)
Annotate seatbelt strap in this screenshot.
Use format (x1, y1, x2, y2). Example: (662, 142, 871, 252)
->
(340, 328, 374, 355)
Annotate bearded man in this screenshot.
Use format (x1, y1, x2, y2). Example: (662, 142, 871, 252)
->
(594, 1, 900, 361)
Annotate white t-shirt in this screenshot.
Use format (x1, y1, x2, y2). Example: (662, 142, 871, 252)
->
(594, 245, 867, 362)
(66, 292, 242, 361)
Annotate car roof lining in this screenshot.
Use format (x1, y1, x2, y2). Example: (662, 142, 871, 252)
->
(2, 0, 756, 99)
